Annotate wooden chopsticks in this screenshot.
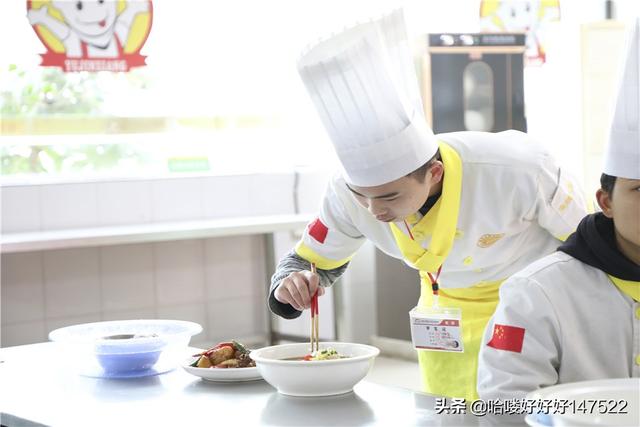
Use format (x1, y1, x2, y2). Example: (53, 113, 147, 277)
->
(310, 263, 319, 353)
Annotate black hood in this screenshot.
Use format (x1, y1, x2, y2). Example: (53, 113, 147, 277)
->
(558, 213, 640, 281)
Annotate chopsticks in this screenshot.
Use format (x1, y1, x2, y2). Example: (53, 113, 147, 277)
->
(310, 263, 319, 353)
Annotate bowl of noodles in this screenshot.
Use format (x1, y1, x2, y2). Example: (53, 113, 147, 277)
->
(250, 342, 379, 397)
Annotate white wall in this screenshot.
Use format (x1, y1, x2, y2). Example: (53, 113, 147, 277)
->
(522, 1, 638, 190)
(1, 170, 331, 348)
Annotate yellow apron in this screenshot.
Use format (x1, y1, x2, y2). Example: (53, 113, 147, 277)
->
(417, 275, 502, 401)
(390, 142, 503, 401)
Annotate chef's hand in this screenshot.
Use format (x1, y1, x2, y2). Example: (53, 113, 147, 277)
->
(274, 271, 325, 312)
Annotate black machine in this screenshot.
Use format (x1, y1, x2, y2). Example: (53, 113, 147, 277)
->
(423, 33, 527, 134)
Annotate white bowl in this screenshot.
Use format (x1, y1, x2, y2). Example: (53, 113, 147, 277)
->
(249, 342, 379, 397)
(49, 319, 202, 378)
(525, 378, 639, 427)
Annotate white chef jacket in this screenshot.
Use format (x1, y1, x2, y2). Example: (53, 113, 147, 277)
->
(296, 130, 590, 288)
(477, 251, 640, 401)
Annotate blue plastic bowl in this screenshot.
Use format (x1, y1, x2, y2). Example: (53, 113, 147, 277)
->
(96, 351, 162, 373)
(49, 319, 202, 377)
(94, 334, 167, 373)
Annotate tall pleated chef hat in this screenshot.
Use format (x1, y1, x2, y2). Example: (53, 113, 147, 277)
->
(297, 9, 438, 187)
(604, 18, 640, 180)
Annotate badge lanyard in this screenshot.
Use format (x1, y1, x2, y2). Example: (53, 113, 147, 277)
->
(427, 265, 442, 308)
(405, 220, 464, 353)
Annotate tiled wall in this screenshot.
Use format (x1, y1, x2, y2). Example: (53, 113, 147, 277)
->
(1, 236, 267, 348)
(1, 171, 332, 348)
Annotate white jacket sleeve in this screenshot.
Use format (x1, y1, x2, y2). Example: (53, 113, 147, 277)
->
(295, 176, 366, 269)
(529, 153, 590, 240)
(477, 277, 562, 401)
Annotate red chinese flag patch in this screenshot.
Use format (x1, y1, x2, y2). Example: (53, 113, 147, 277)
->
(487, 324, 526, 353)
(308, 218, 328, 244)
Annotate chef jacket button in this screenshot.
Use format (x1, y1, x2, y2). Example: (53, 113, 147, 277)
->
(636, 307, 640, 319)
(636, 355, 640, 366)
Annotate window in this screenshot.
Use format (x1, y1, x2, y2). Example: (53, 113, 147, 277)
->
(2, 1, 375, 182)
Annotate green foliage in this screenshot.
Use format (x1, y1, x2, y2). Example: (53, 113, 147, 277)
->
(1, 65, 148, 176)
(0, 143, 148, 175)
(1, 65, 103, 115)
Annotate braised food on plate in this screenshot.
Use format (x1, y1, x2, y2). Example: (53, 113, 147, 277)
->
(190, 340, 255, 369)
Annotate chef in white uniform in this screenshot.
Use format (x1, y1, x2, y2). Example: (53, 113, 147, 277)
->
(477, 18, 640, 401)
(268, 9, 589, 401)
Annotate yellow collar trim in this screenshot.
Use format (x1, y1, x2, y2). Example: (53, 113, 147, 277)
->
(390, 141, 462, 273)
(608, 275, 640, 302)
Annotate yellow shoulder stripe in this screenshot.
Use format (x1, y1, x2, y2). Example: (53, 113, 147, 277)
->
(295, 242, 353, 270)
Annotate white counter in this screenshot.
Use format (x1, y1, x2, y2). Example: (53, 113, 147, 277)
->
(1, 214, 311, 253)
(0, 343, 526, 427)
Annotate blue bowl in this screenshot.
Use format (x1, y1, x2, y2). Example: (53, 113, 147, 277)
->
(94, 334, 167, 373)
(96, 350, 163, 373)
(49, 319, 202, 377)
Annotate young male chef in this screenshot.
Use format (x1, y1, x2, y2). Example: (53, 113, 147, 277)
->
(268, 9, 589, 401)
(477, 19, 640, 400)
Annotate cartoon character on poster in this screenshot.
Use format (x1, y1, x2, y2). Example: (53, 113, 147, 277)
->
(27, 0, 153, 72)
(479, 0, 560, 65)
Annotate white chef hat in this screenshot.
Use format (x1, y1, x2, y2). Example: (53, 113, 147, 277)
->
(297, 9, 438, 187)
(604, 18, 640, 180)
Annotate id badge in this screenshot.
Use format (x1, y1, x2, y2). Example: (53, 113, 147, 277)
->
(409, 305, 464, 353)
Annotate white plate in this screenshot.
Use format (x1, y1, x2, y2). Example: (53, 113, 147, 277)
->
(525, 378, 639, 427)
(182, 358, 262, 382)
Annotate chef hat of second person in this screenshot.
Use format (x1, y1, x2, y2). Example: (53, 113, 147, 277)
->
(604, 18, 640, 180)
(297, 9, 438, 187)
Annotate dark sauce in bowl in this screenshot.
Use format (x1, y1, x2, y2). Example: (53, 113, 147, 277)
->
(102, 333, 159, 340)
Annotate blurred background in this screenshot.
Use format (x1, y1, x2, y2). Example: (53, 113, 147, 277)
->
(1, 0, 638, 353)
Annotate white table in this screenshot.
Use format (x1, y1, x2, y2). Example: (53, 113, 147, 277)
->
(0, 343, 526, 427)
